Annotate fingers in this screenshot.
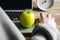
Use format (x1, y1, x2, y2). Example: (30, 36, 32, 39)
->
(40, 13, 45, 20)
(40, 13, 46, 23)
(46, 14, 55, 21)
(39, 13, 56, 27)
(40, 13, 56, 23)
(51, 15, 55, 21)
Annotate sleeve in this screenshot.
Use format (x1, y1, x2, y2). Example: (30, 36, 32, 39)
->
(0, 7, 26, 40)
(31, 23, 60, 40)
(57, 32, 60, 40)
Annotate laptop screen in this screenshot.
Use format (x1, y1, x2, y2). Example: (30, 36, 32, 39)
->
(0, 0, 32, 10)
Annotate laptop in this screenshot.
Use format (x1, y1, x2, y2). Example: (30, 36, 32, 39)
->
(0, 0, 35, 33)
(0, 0, 32, 22)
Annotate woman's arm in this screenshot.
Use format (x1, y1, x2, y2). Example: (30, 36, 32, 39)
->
(0, 7, 26, 40)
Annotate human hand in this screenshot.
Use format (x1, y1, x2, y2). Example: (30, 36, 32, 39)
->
(40, 13, 56, 27)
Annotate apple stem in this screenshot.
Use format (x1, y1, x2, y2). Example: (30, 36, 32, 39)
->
(27, 12, 30, 13)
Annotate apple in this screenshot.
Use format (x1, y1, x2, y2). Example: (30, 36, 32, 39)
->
(20, 10, 35, 28)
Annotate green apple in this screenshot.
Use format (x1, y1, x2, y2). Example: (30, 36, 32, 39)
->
(20, 10, 35, 28)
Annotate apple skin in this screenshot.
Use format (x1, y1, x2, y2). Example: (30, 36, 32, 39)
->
(20, 10, 35, 28)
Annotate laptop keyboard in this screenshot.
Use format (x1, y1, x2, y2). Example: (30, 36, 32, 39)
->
(6, 12, 22, 21)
